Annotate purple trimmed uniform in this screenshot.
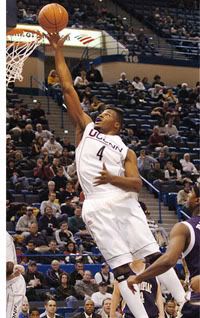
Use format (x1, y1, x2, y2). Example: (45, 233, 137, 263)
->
(123, 277, 159, 318)
(181, 216, 200, 318)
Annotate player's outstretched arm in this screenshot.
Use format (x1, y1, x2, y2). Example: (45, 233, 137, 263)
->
(46, 33, 92, 131)
(127, 222, 189, 286)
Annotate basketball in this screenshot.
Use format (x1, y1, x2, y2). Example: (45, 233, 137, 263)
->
(38, 3, 68, 33)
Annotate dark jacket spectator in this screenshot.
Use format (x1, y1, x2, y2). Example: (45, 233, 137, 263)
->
(46, 260, 64, 288)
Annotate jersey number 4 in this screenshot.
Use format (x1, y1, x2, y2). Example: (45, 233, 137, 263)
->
(96, 146, 106, 161)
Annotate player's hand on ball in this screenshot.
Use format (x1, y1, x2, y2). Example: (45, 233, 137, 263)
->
(45, 33, 70, 50)
(93, 163, 113, 186)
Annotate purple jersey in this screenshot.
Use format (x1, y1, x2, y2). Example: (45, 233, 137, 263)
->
(182, 216, 200, 279)
(123, 277, 159, 318)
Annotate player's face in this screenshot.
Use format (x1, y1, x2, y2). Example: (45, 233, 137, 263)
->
(94, 109, 119, 134)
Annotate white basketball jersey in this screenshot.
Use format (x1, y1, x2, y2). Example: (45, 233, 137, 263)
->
(76, 122, 128, 197)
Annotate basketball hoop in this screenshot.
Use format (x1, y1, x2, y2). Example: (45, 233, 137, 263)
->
(6, 28, 43, 87)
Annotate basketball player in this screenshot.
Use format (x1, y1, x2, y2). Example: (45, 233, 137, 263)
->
(127, 184, 200, 317)
(6, 232, 26, 318)
(47, 33, 185, 318)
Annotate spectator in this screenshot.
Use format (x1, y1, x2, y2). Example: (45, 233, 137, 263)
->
(69, 261, 84, 286)
(74, 70, 89, 88)
(152, 74, 165, 87)
(52, 166, 68, 192)
(40, 299, 63, 318)
(86, 63, 103, 82)
(75, 270, 99, 299)
(164, 161, 182, 182)
(29, 307, 40, 318)
(91, 282, 112, 307)
(169, 152, 182, 172)
(39, 180, 59, 202)
(35, 123, 52, 142)
(141, 202, 168, 247)
(72, 299, 101, 318)
(43, 240, 63, 264)
(24, 222, 49, 251)
(137, 149, 157, 178)
(40, 192, 61, 217)
(97, 298, 120, 318)
(60, 196, 75, 217)
(164, 298, 178, 318)
(21, 124, 35, 146)
(164, 117, 181, 144)
(31, 136, 44, 156)
(147, 162, 165, 189)
(155, 149, 168, 170)
(180, 153, 198, 175)
(94, 263, 114, 291)
(30, 100, 45, 124)
(177, 83, 189, 103)
(42, 135, 63, 156)
(132, 76, 145, 91)
(18, 297, 29, 318)
(148, 84, 163, 100)
(56, 272, 78, 306)
(177, 179, 192, 221)
(148, 126, 167, 151)
(33, 158, 49, 181)
(142, 77, 151, 90)
(23, 240, 41, 264)
(46, 260, 64, 288)
(16, 206, 37, 237)
(59, 181, 77, 203)
(59, 148, 73, 168)
(68, 204, 87, 235)
(54, 221, 75, 248)
(47, 69, 60, 88)
(118, 72, 130, 88)
(24, 260, 46, 301)
(38, 205, 58, 236)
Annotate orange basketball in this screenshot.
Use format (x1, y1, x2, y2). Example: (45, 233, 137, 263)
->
(38, 3, 68, 33)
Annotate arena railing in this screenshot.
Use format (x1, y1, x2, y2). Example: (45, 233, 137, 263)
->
(30, 75, 50, 114)
(140, 175, 162, 224)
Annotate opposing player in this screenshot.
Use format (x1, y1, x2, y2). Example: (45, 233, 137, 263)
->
(6, 232, 26, 318)
(47, 33, 185, 318)
(127, 184, 200, 317)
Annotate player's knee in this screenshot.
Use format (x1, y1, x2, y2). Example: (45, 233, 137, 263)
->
(145, 252, 162, 265)
(113, 263, 134, 283)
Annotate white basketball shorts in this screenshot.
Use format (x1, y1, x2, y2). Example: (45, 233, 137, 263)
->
(82, 191, 160, 269)
(6, 274, 26, 318)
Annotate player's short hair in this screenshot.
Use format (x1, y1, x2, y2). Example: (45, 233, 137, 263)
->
(105, 105, 124, 129)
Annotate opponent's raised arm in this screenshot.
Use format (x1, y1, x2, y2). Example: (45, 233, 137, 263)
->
(46, 33, 92, 130)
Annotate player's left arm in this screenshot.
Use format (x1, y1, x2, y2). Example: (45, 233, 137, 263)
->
(127, 223, 189, 286)
(93, 149, 142, 193)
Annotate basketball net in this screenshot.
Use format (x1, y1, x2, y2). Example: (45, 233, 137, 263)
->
(6, 28, 43, 87)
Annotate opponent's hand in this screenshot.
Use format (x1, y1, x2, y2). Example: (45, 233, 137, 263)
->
(93, 163, 113, 186)
(127, 275, 140, 292)
(44, 32, 70, 50)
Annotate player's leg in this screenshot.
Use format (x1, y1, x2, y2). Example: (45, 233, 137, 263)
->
(113, 263, 149, 318)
